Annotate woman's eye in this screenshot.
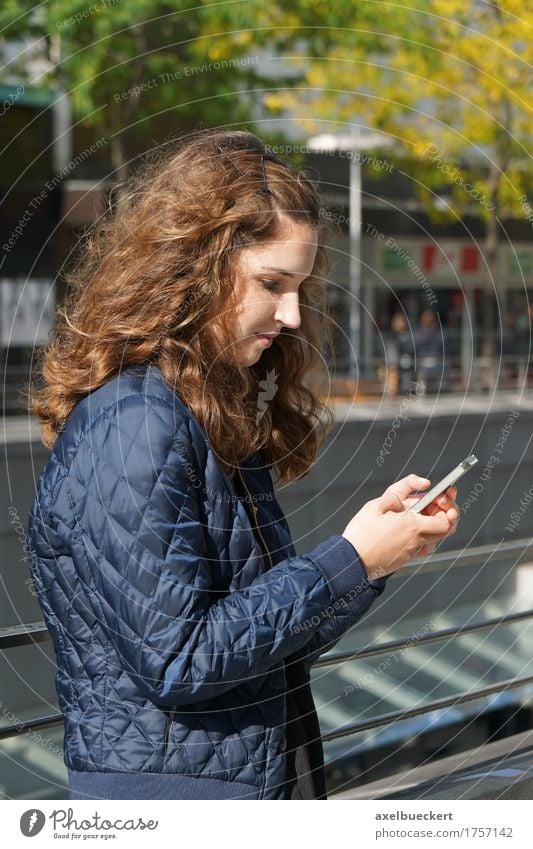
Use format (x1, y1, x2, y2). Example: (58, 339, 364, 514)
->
(259, 279, 280, 291)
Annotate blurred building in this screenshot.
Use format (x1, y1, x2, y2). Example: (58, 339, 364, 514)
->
(0, 82, 111, 413)
(304, 149, 533, 387)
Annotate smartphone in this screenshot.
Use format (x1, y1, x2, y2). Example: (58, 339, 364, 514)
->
(408, 454, 478, 514)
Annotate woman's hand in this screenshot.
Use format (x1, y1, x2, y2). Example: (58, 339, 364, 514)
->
(341, 474, 459, 581)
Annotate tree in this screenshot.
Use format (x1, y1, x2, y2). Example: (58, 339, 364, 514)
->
(260, 0, 533, 365)
(0, 0, 294, 183)
(3, 1, 531, 367)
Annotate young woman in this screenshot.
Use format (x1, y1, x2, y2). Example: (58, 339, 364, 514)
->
(27, 129, 458, 801)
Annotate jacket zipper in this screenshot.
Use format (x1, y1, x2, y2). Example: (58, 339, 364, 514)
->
(164, 709, 175, 752)
(237, 468, 274, 570)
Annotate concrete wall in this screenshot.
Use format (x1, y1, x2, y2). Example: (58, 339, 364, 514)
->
(275, 404, 530, 623)
(0, 431, 56, 718)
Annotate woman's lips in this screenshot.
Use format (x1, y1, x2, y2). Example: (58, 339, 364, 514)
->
(255, 334, 275, 345)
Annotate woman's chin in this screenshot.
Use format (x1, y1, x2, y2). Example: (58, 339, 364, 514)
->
(234, 344, 265, 367)
(240, 353, 262, 367)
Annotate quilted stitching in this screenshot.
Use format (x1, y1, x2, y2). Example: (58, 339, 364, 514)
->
(28, 364, 384, 798)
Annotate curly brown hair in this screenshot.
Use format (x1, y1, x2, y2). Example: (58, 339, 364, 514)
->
(29, 128, 335, 484)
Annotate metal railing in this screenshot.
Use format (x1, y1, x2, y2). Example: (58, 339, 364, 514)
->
(329, 354, 533, 396)
(315, 606, 533, 742)
(1, 537, 533, 746)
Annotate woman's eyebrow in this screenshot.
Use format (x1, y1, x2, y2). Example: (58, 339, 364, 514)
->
(261, 265, 299, 278)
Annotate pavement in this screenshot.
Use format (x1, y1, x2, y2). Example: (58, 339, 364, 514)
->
(328, 390, 533, 421)
(2, 390, 533, 444)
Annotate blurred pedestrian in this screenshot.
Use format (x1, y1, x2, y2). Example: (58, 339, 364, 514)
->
(414, 309, 446, 393)
(385, 311, 416, 395)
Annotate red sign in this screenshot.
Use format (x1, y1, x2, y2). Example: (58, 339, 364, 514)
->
(422, 245, 480, 274)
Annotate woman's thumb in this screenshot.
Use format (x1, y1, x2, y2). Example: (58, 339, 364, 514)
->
(378, 487, 408, 514)
(379, 475, 430, 513)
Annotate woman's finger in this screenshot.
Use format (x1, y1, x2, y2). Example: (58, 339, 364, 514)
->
(434, 487, 458, 511)
(418, 486, 460, 517)
(417, 544, 437, 558)
(385, 474, 431, 504)
(406, 496, 459, 518)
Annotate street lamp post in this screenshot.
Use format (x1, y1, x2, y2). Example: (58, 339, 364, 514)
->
(307, 128, 394, 380)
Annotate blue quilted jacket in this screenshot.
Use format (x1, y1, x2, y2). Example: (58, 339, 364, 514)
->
(28, 364, 386, 800)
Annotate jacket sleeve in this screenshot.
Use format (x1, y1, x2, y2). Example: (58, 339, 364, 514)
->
(301, 566, 388, 670)
(64, 394, 385, 708)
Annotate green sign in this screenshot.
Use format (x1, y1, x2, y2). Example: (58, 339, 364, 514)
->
(507, 250, 533, 276)
(382, 246, 411, 271)
(0, 83, 56, 108)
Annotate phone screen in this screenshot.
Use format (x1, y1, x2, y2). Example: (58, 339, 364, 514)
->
(409, 454, 478, 514)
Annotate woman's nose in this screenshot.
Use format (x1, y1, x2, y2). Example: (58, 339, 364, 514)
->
(275, 293, 301, 330)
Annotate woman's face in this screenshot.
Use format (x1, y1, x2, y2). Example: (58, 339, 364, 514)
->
(228, 217, 318, 367)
